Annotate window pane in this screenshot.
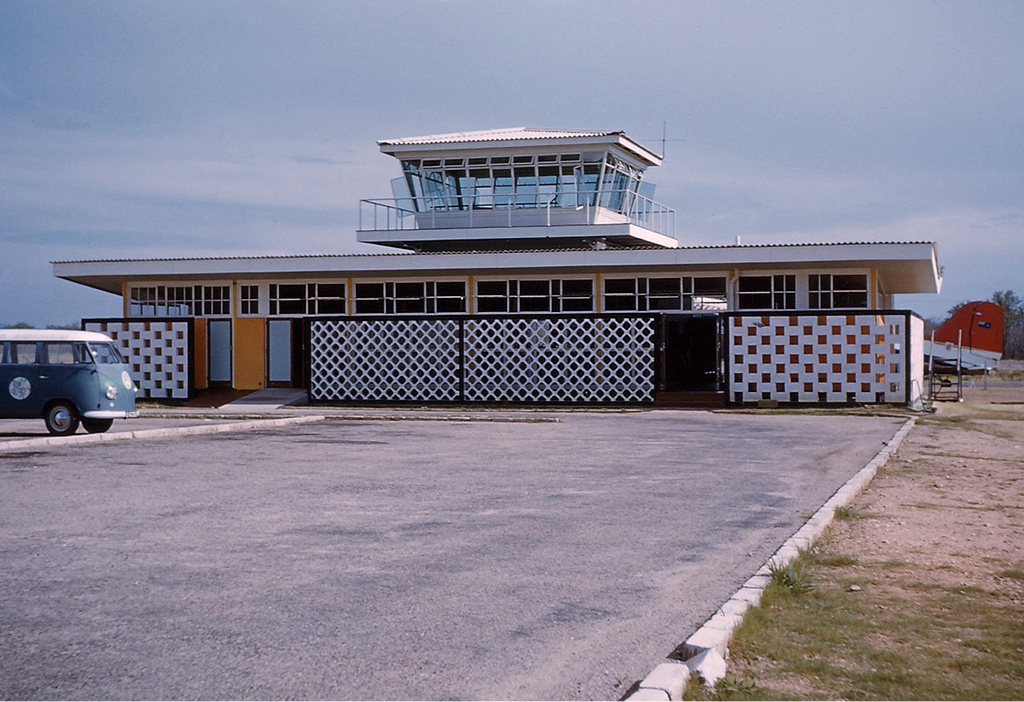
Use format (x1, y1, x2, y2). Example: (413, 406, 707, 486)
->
(519, 280, 549, 296)
(738, 292, 772, 309)
(605, 278, 636, 295)
(834, 292, 868, 308)
(561, 297, 592, 312)
(356, 299, 385, 314)
(694, 277, 726, 295)
(355, 283, 383, 298)
(477, 297, 507, 313)
(739, 276, 772, 292)
(649, 296, 683, 311)
(88, 342, 124, 364)
(394, 282, 423, 298)
(43, 343, 77, 364)
(355, 283, 384, 314)
(477, 280, 507, 296)
(604, 296, 637, 311)
(319, 283, 345, 298)
(11, 342, 37, 364)
(834, 274, 866, 291)
(436, 281, 464, 297)
(518, 296, 550, 312)
(436, 297, 465, 313)
(648, 278, 680, 296)
(561, 279, 592, 296)
(317, 299, 346, 314)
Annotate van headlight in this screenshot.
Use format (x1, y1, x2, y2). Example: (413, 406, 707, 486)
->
(105, 385, 118, 400)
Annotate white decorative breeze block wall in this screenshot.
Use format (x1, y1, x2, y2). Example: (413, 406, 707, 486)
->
(310, 319, 463, 401)
(908, 314, 925, 408)
(84, 320, 191, 399)
(462, 317, 655, 403)
(309, 316, 656, 404)
(728, 313, 909, 404)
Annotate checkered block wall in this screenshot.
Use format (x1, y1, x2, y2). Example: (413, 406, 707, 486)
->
(310, 319, 463, 401)
(462, 317, 655, 403)
(84, 319, 191, 399)
(728, 313, 908, 404)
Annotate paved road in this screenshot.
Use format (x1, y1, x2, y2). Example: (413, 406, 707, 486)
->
(0, 411, 904, 700)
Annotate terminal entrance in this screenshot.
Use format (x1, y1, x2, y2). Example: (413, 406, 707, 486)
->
(660, 314, 721, 392)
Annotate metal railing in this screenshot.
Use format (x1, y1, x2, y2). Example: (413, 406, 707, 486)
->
(358, 189, 676, 239)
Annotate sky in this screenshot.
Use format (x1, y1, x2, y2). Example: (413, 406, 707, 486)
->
(2, 0, 1022, 326)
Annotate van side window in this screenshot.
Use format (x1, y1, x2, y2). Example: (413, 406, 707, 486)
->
(7, 342, 38, 364)
(42, 342, 85, 364)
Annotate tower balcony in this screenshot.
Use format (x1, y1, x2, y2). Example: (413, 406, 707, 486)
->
(357, 189, 677, 252)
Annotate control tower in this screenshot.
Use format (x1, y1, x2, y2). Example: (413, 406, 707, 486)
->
(357, 127, 676, 252)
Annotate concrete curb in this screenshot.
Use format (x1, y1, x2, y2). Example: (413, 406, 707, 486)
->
(0, 415, 326, 453)
(627, 417, 917, 699)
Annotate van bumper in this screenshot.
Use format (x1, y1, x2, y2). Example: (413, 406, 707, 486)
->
(83, 410, 140, 419)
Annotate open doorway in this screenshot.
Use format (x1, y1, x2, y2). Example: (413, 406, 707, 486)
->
(661, 314, 720, 392)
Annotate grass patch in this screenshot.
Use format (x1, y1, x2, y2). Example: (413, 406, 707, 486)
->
(833, 505, 884, 521)
(707, 531, 1024, 700)
(768, 557, 813, 595)
(809, 552, 859, 568)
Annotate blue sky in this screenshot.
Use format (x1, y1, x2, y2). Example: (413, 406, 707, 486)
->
(2, 0, 1022, 325)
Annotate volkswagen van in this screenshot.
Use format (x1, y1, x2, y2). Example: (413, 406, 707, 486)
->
(0, 330, 138, 435)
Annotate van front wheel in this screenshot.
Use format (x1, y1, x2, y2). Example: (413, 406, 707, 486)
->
(44, 402, 80, 436)
(82, 418, 114, 434)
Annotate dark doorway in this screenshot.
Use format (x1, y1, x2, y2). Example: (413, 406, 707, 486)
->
(661, 314, 720, 391)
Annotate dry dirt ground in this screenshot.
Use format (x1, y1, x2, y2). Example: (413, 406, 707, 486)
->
(718, 385, 1024, 699)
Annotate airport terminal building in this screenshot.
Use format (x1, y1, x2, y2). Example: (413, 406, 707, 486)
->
(53, 128, 941, 407)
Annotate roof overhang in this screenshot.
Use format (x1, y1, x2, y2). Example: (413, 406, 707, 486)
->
(53, 241, 941, 296)
(379, 128, 662, 168)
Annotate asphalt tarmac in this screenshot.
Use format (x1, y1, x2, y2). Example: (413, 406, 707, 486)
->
(0, 411, 905, 700)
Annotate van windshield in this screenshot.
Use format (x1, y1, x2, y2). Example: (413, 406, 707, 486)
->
(87, 342, 125, 365)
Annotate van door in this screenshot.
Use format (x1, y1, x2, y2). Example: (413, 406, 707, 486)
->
(2, 342, 45, 418)
(37, 341, 96, 415)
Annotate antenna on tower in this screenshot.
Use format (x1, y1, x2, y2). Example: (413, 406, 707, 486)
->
(661, 120, 667, 157)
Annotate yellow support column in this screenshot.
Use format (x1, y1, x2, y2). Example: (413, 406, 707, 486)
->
(193, 318, 208, 390)
(233, 318, 266, 390)
(231, 282, 266, 390)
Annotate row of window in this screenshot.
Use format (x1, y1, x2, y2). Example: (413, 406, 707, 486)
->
(127, 275, 869, 318)
(1, 341, 121, 365)
(129, 285, 231, 317)
(401, 151, 648, 215)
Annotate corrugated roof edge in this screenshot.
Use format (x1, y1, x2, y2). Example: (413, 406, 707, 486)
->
(52, 241, 936, 266)
(378, 127, 623, 146)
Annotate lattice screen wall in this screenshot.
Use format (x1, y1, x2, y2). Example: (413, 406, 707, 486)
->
(84, 319, 191, 399)
(462, 317, 655, 402)
(311, 319, 462, 401)
(727, 313, 911, 404)
(309, 316, 656, 404)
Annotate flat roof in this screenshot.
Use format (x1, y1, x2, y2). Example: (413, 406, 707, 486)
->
(53, 241, 942, 296)
(379, 127, 663, 167)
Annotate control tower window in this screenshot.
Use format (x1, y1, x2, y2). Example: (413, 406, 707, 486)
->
(400, 150, 645, 215)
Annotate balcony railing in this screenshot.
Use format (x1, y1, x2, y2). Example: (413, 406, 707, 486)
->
(358, 189, 676, 240)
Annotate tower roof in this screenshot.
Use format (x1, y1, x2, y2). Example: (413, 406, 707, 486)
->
(379, 127, 662, 167)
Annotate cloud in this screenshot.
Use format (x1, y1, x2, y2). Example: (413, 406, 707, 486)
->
(1, 0, 1023, 325)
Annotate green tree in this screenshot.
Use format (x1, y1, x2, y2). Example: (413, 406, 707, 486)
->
(991, 290, 1024, 359)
